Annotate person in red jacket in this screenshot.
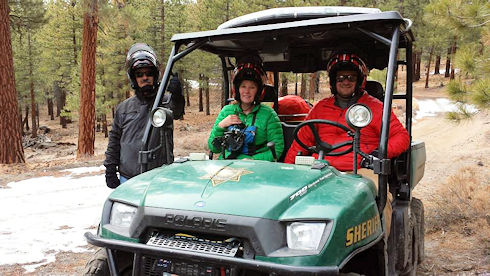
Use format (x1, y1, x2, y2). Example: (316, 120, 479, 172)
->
(284, 53, 410, 169)
(284, 53, 409, 236)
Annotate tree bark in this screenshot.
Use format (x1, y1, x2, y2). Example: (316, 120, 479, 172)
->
(77, 0, 98, 157)
(415, 51, 422, 81)
(0, 0, 25, 163)
(294, 74, 298, 95)
(160, 0, 165, 73)
(280, 73, 288, 97)
(444, 47, 451, 77)
(47, 96, 54, 120)
(102, 113, 108, 138)
(28, 32, 38, 138)
(300, 74, 306, 98)
(198, 74, 204, 112)
(24, 105, 29, 131)
(204, 76, 210, 116)
(449, 39, 457, 80)
(425, 46, 434, 88)
(434, 55, 441, 75)
(308, 72, 317, 102)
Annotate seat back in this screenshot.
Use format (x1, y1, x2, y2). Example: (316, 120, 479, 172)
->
(365, 80, 385, 102)
(279, 121, 298, 161)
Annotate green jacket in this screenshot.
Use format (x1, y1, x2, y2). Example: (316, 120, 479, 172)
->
(208, 103, 284, 161)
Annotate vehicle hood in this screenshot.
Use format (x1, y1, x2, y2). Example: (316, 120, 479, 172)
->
(109, 160, 347, 219)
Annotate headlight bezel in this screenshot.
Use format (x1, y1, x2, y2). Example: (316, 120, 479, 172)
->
(285, 220, 330, 252)
(151, 107, 173, 128)
(345, 103, 373, 129)
(109, 201, 138, 229)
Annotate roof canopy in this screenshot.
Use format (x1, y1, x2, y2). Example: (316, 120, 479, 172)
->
(171, 7, 414, 72)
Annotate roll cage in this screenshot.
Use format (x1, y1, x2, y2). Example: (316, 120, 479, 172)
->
(140, 6, 415, 214)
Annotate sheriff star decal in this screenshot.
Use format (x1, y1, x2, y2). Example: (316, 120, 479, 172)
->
(200, 167, 253, 186)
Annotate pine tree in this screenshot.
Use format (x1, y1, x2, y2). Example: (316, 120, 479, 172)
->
(0, 0, 25, 164)
(77, 0, 98, 157)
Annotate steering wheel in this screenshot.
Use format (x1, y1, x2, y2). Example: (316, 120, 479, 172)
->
(293, 119, 354, 157)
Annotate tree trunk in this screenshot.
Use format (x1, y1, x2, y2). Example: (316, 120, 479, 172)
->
(204, 76, 210, 116)
(24, 105, 29, 131)
(425, 46, 434, 88)
(77, 0, 98, 157)
(280, 73, 288, 97)
(198, 74, 203, 112)
(444, 47, 451, 77)
(415, 51, 422, 81)
(54, 81, 61, 116)
(185, 79, 190, 107)
(434, 55, 441, 75)
(0, 0, 25, 163)
(160, 0, 165, 73)
(28, 32, 38, 139)
(308, 72, 317, 102)
(71, 0, 77, 65)
(449, 38, 457, 80)
(300, 74, 306, 98)
(294, 73, 298, 95)
(102, 113, 108, 138)
(47, 96, 54, 120)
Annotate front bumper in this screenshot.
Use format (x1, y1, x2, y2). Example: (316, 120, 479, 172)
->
(85, 232, 339, 275)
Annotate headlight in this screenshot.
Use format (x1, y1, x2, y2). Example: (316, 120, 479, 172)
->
(151, 107, 173, 127)
(110, 202, 137, 228)
(345, 104, 372, 129)
(287, 222, 326, 250)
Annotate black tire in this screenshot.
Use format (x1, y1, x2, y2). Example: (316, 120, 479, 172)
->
(411, 197, 425, 263)
(83, 247, 110, 276)
(400, 214, 418, 276)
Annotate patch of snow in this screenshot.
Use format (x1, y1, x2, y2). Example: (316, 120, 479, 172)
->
(0, 168, 112, 271)
(415, 98, 478, 120)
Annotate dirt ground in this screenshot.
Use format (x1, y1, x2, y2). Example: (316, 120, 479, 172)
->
(0, 74, 489, 275)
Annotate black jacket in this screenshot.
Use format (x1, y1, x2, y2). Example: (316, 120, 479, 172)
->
(104, 94, 177, 179)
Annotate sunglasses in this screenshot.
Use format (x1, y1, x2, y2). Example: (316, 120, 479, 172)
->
(135, 71, 152, 78)
(336, 75, 358, 82)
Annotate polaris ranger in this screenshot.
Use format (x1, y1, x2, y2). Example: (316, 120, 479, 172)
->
(85, 6, 426, 276)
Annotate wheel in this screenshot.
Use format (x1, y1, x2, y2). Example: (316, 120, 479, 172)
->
(400, 198, 424, 276)
(83, 247, 133, 276)
(400, 215, 417, 276)
(293, 119, 354, 156)
(83, 247, 110, 276)
(411, 197, 425, 263)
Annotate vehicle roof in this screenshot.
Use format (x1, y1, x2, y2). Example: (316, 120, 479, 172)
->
(171, 7, 414, 72)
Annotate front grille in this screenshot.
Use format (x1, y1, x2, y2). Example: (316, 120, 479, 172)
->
(142, 255, 235, 276)
(147, 232, 241, 257)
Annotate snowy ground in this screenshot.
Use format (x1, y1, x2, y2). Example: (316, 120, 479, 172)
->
(0, 98, 478, 272)
(0, 166, 112, 272)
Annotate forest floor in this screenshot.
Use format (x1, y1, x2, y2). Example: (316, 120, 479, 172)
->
(0, 74, 489, 275)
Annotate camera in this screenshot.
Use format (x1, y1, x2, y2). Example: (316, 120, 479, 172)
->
(212, 123, 246, 153)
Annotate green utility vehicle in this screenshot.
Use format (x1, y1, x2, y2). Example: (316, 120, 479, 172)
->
(85, 6, 426, 276)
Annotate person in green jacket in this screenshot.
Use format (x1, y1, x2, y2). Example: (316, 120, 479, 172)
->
(208, 61, 284, 161)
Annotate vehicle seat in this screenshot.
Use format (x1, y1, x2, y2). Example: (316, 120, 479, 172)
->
(279, 122, 297, 162)
(365, 80, 384, 102)
(275, 95, 311, 123)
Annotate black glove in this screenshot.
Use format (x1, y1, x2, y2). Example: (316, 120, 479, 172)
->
(105, 165, 120, 189)
(106, 173, 120, 189)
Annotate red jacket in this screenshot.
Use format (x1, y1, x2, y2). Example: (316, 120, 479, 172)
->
(284, 93, 410, 171)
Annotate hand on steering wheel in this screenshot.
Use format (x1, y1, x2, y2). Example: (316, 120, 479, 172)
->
(293, 119, 354, 157)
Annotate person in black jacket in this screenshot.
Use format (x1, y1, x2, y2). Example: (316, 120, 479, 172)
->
(167, 72, 185, 120)
(104, 43, 184, 188)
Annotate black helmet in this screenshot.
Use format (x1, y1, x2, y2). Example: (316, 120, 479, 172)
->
(326, 53, 369, 95)
(232, 63, 265, 103)
(126, 43, 159, 90)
